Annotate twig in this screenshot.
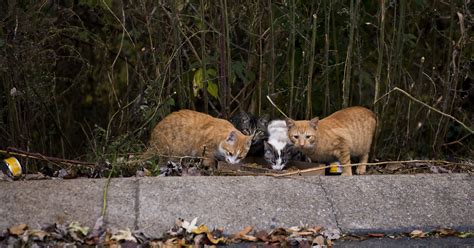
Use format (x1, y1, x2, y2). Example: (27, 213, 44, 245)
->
(270, 159, 454, 177)
(375, 87, 473, 134)
(266, 95, 288, 118)
(1, 147, 96, 167)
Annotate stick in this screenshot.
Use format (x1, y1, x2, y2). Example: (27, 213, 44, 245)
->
(266, 95, 288, 118)
(1, 147, 96, 167)
(270, 159, 455, 177)
(375, 87, 473, 134)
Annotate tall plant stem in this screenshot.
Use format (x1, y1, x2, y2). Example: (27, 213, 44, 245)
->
(288, 0, 296, 117)
(374, 0, 385, 107)
(306, 13, 317, 119)
(268, 0, 275, 117)
(323, 0, 331, 116)
(341, 0, 359, 108)
(200, 0, 209, 114)
(224, 0, 231, 116)
(218, 0, 228, 117)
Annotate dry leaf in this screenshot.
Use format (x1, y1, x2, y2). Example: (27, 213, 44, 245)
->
(68, 221, 90, 236)
(206, 232, 225, 244)
(308, 226, 323, 234)
(269, 234, 286, 243)
(241, 234, 258, 242)
(368, 233, 385, 237)
(287, 226, 302, 233)
(255, 230, 269, 242)
(111, 228, 137, 242)
(386, 163, 402, 171)
(436, 228, 456, 236)
(192, 224, 209, 234)
(9, 224, 28, 236)
(409, 229, 426, 238)
(292, 231, 314, 237)
(232, 226, 253, 238)
(28, 229, 50, 241)
(457, 232, 474, 238)
(312, 235, 325, 246)
(181, 217, 198, 233)
(321, 228, 341, 240)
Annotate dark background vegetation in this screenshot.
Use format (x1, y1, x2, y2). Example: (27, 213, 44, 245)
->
(0, 0, 472, 169)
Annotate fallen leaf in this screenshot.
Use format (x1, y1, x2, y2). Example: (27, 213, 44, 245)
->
(386, 163, 402, 171)
(409, 229, 426, 238)
(68, 222, 90, 236)
(292, 231, 314, 237)
(192, 224, 209, 234)
(269, 234, 286, 243)
(287, 226, 302, 233)
(8, 224, 28, 236)
(241, 234, 258, 241)
(312, 235, 325, 246)
(457, 232, 474, 238)
(194, 234, 206, 246)
(232, 226, 253, 239)
(368, 233, 385, 237)
(111, 228, 137, 242)
(181, 217, 198, 233)
(27, 229, 50, 241)
(308, 226, 323, 234)
(436, 228, 456, 236)
(206, 232, 225, 244)
(121, 240, 139, 248)
(255, 230, 269, 242)
(270, 227, 287, 236)
(321, 228, 341, 240)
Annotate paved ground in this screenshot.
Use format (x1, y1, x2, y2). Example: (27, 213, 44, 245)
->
(0, 174, 472, 239)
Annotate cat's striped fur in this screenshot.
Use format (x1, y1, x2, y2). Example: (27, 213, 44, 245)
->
(286, 106, 377, 176)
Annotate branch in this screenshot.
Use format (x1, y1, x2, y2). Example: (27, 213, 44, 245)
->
(270, 159, 457, 177)
(375, 87, 473, 134)
(1, 147, 97, 167)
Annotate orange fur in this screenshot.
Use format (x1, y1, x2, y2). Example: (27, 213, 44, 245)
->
(148, 110, 252, 167)
(286, 106, 377, 176)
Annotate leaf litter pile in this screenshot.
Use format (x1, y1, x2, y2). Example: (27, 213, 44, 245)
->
(2, 217, 473, 247)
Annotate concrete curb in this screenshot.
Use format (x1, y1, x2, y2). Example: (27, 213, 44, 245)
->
(0, 174, 472, 236)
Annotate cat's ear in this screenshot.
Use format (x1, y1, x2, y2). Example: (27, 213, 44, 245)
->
(226, 131, 237, 144)
(240, 111, 250, 122)
(309, 117, 319, 129)
(259, 114, 270, 126)
(285, 118, 296, 129)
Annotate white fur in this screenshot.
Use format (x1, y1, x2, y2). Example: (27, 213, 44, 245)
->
(267, 120, 291, 170)
(218, 144, 242, 164)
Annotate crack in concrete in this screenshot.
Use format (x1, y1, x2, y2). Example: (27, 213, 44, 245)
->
(134, 178, 140, 230)
(317, 176, 342, 232)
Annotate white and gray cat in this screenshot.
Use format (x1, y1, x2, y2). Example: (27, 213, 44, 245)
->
(264, 120, 303, 170)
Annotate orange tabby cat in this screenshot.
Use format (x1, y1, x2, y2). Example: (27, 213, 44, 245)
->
(286, 106, 377, 176)
(147, 109, 252, 167)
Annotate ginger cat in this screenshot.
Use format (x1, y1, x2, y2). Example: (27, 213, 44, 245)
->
(286, 106, 377, 176)
(148, 109, 252, 167)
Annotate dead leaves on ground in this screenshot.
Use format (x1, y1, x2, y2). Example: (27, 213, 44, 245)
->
(2, 219, 473, 247)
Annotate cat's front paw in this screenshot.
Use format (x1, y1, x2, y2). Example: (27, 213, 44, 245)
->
(341, 167, 352, 176)
(356, 166, 366, 175)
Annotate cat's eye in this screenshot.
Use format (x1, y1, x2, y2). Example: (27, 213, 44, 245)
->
(293, 135, 299, 139)
(305, 135, 311, 139)
(228, 152, 233, 156)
